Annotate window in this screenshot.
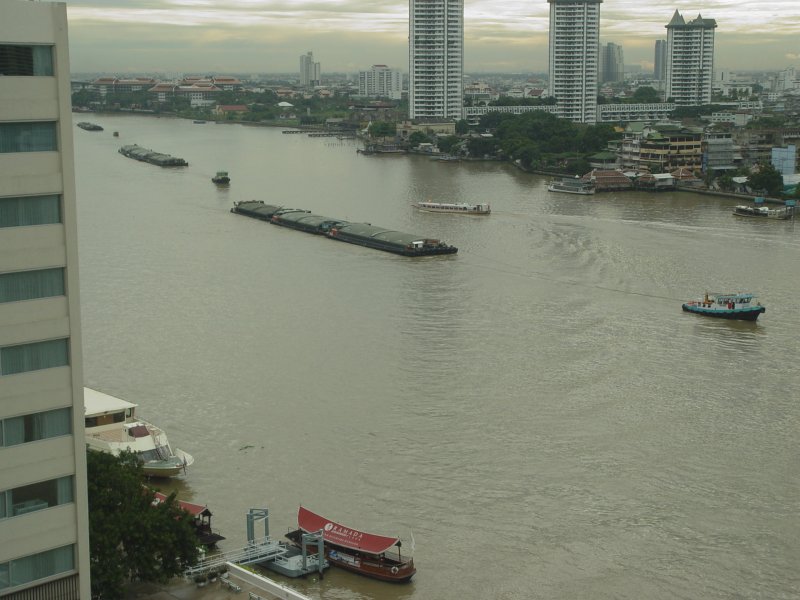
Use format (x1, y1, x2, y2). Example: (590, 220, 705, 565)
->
(0, 476, 74, 519)
(0, 45, 53, 76)
(0, 339, 69, 376)
(0, 195, 61, 228)
(0, 268, 64, 303)
(0, 545, 74, 591)
(0, 122, 57, 153)
(1, 407, 71, 447)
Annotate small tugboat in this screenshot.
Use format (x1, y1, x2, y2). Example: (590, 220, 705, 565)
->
(285, 506, 416, 583)
(682, 292, 765, 321)
(212, 170, 230, 184)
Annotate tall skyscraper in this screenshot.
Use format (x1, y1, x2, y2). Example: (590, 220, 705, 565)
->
(654, 39, 667, 81)
(299, 51, 321, 88)
(409, 0, 464, 121)
(665, 11, 717, 106)
(359, 65, 403, 100)
(0, 1, 91, 598)
(600, 42, 624, 83)
(547, 0, 602, 124)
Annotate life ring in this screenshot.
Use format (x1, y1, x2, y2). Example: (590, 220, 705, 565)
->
(391, 566, 399, 575)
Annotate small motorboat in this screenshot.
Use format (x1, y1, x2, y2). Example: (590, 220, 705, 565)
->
(682, 292, 765, 321)
(211, 171, 230, 184)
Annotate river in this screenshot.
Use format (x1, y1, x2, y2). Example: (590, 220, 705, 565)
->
(73, 114, 800, 600)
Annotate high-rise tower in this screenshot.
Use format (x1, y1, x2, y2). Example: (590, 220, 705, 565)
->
(0, 1, 91, 597)
(547, 0, 602, 123)
(600, 42, 624, 83)
(299, 51, 321, 88)
(409, 0, 464, 121)
(654, 39, 667, 81)
(665, 11, 717, 106)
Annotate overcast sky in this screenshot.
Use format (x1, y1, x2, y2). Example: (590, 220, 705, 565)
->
(63, 0, 800, 75)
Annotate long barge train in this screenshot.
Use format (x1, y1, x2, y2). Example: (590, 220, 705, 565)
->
(231, 200, 457, 257)
(118, 144, 188, 167)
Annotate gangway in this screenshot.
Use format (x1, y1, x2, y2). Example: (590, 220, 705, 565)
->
(185, 508, 327, 579)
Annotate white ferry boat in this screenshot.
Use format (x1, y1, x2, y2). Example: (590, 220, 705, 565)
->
(84, 387, 194, 477)
(547, 177, 595, 195)
(413, 201, 491, 215)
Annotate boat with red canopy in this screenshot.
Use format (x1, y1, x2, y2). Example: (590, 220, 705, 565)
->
(285, 506, 415, 583)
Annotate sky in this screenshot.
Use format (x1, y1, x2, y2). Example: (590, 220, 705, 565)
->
(62, 0, 800, 75)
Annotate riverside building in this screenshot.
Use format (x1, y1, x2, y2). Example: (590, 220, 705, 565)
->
(665, 11, 717, 106)
(358, 65, 403, 100)
(409, 0, 464, 121)
(0, 1, 91, 598)
(547, 0, 602, 124)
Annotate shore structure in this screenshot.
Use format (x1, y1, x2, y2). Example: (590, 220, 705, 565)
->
(231, 201, 458, 256)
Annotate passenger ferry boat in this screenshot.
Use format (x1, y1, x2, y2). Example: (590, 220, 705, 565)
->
(84, 387, 194, 477)
(414, 201, 491, 215)
(286, 506, 416, 583)
(732, 204, 792, 219)
(682, 292, 765, 321)
(547, 177, 595, 195)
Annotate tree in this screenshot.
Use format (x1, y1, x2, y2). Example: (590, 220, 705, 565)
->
(88, 450, 199, 599)
(748, 162, 784, 196)
(437, 135, 461, 155)
(369, 121, 396, 139)
(630, 86, 661, 103)
(455, 119, 470, 135)
(408, 131, 431, 148)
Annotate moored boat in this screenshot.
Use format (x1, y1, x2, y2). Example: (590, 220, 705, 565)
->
(152, 491, 225, 547)
(414, 201, 490, 215)
(285, 506, 416, 583)
(682, 292, 765, 321)
(547, 177, 595, 195)
(84, 387, 194, 477)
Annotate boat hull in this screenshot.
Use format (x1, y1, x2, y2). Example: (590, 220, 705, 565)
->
(682, 304, 765, 321)
(285, 529, 415, 583)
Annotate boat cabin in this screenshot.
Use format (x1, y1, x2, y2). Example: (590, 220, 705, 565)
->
(84, 387, 136, 430)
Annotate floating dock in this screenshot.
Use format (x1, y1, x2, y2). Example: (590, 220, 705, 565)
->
(231, 200, 458, 257)
(118, 144, 188, 167)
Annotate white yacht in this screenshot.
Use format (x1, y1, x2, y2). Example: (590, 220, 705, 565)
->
(84, 387, 194, 477)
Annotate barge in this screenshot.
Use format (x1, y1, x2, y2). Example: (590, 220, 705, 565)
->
(231, 200, 457, 257)
(77, 122, 103, 131)
(119, 144, 188, 167)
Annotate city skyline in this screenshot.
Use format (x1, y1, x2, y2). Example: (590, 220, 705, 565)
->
(63, 0, 800, 75)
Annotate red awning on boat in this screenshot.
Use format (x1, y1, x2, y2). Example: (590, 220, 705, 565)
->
(297, 506, 400, 555)
(153, 491, 209, 517)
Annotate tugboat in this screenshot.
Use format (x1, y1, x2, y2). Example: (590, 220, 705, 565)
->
(682, 292, 765, 321)
(211, 171, 230, 185)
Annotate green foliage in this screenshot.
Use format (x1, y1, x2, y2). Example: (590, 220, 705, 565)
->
(87, 450, 199, 599)
(408, 131, 431, 147)
(748, 162, 784, 196)
(455, 119, 470, 135)
(369, 121, 396, 139)
(629, 87, 661, 103)
(437, 135, 461, 155)
(466, 136, 499, 158)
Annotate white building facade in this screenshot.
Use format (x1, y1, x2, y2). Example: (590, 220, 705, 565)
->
(0, 1, 91, 598)
(358, 65, 403, 100)
(409, 0, 464, 121)
(547, 0, 602, 124)
(665, 11, 717, 106)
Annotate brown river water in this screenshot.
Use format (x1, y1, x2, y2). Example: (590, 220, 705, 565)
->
(73, 114, 800, 600)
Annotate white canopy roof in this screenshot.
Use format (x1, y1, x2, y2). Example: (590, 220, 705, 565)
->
(84, 387, 136, 416)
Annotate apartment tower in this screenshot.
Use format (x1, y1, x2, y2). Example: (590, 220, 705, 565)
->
(600, 42, 624, 83)
(0, 1, 91, 598)
(665, 11, 717, 106)
(654, 39, 667, 81)
(548, 0, 602, 123)
(299, 51, 320, 88)
(358, 65, 403, 100)
(409, 0, 464, 121)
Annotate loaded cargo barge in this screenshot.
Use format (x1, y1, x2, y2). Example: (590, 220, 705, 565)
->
(231, 200, 457, 257)
(118, 144, 188, 167)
